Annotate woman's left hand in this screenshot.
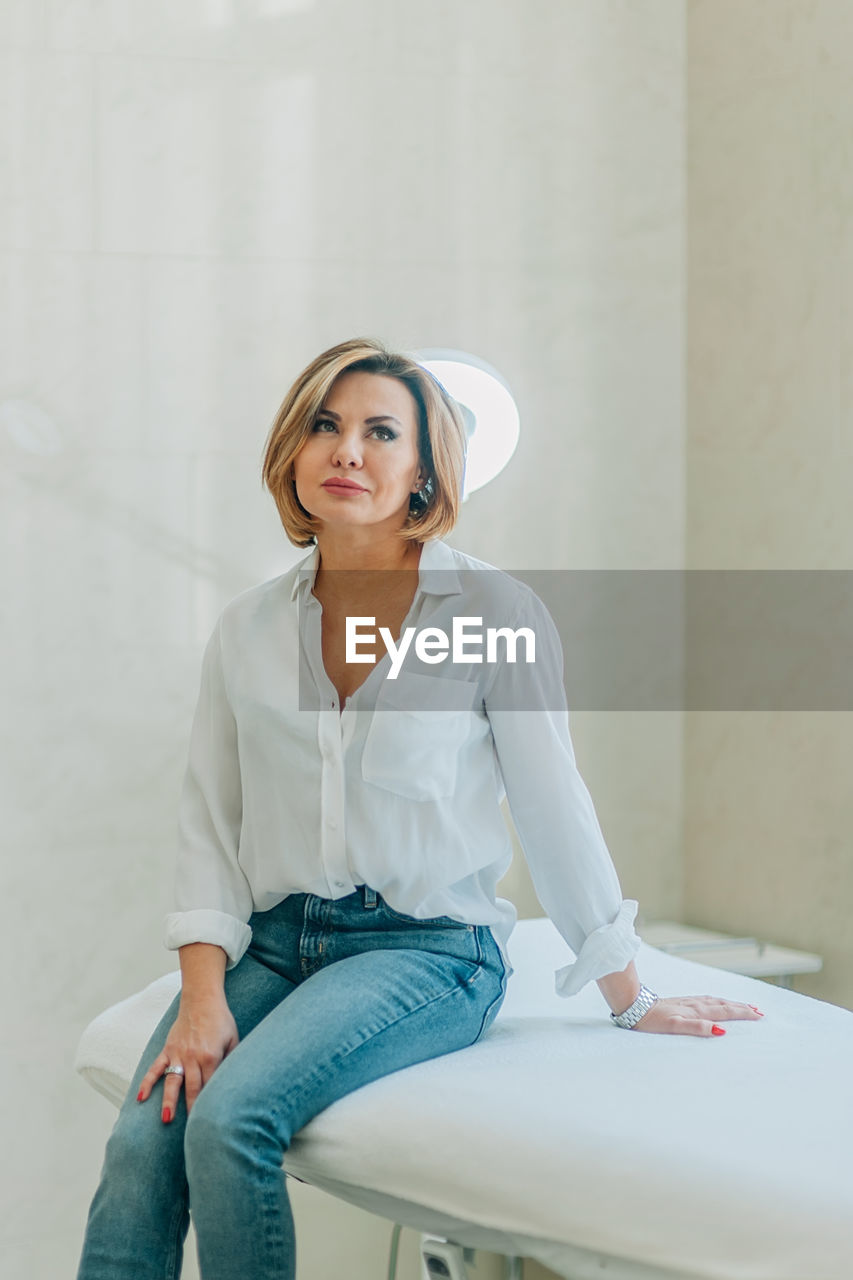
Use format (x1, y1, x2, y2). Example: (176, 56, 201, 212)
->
(631, 995, 765, 1036)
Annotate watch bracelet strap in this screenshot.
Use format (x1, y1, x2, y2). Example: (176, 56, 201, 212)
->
(610, 983, 659, 1029)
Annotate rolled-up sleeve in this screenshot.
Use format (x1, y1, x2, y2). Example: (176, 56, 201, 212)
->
(164, 616, 253, 969)
(484, 590, 641, 997)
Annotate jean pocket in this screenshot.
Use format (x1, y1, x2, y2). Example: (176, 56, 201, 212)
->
(377, 894, 473, 929)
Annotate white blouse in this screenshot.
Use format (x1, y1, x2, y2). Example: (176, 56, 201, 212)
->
(164, 538, 642, 997)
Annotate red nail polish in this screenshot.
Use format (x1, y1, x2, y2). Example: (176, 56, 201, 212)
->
(137, 1090, 144, 1102)
(162, 1108, 172, 1123)
(711, 1024, 726, 1036)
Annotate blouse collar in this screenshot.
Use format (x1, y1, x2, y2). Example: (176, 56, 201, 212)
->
(289, 538, 462, 604)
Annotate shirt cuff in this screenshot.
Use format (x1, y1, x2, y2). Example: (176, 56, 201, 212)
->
(553, 899, 642, 998)
(164, 909, 252, 970)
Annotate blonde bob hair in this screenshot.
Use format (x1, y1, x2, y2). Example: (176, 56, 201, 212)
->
(261, 338, 467, 548)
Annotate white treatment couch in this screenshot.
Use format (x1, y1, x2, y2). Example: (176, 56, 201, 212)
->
(75, 918, 853, 1280)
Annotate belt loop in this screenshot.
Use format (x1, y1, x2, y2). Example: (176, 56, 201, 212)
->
(363, 884, 378, 909)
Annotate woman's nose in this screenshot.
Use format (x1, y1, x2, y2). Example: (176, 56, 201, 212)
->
(331, 433, 363, 467)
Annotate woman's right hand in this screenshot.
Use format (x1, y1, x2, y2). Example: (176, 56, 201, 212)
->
(136, 995, 239, 1122)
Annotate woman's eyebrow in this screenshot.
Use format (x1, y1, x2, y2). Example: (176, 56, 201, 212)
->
(319, 410, 403, 426)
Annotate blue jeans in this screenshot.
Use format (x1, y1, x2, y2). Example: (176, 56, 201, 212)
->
(76, 885, 508, 1280)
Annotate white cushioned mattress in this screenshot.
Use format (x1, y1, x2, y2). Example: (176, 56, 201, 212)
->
(75, 918, 853, 1280)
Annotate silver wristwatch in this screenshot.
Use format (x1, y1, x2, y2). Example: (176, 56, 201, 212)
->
(610, 984, 658, 1029)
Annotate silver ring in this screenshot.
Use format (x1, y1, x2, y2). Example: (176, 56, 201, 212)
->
(164, 1065, 185, 1077)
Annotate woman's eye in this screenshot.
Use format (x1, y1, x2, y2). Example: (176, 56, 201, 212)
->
(312, 419, 397, 441)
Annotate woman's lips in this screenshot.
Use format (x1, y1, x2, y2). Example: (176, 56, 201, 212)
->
(321, 480, 368, 494)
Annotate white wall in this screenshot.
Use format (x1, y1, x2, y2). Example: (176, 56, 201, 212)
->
(685, 0, 853, 1012)
(0, 2, 685, 1276)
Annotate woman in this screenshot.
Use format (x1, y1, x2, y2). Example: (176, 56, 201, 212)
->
(77, 337, 763, 1280)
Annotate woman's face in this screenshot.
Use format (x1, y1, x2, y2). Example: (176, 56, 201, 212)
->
(293, 371, 426, 534)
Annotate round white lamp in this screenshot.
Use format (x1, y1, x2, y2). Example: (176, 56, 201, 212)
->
(414, 349, 520, 500)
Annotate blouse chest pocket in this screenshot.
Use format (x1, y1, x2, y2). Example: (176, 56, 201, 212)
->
(361, 672, 480, 801)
